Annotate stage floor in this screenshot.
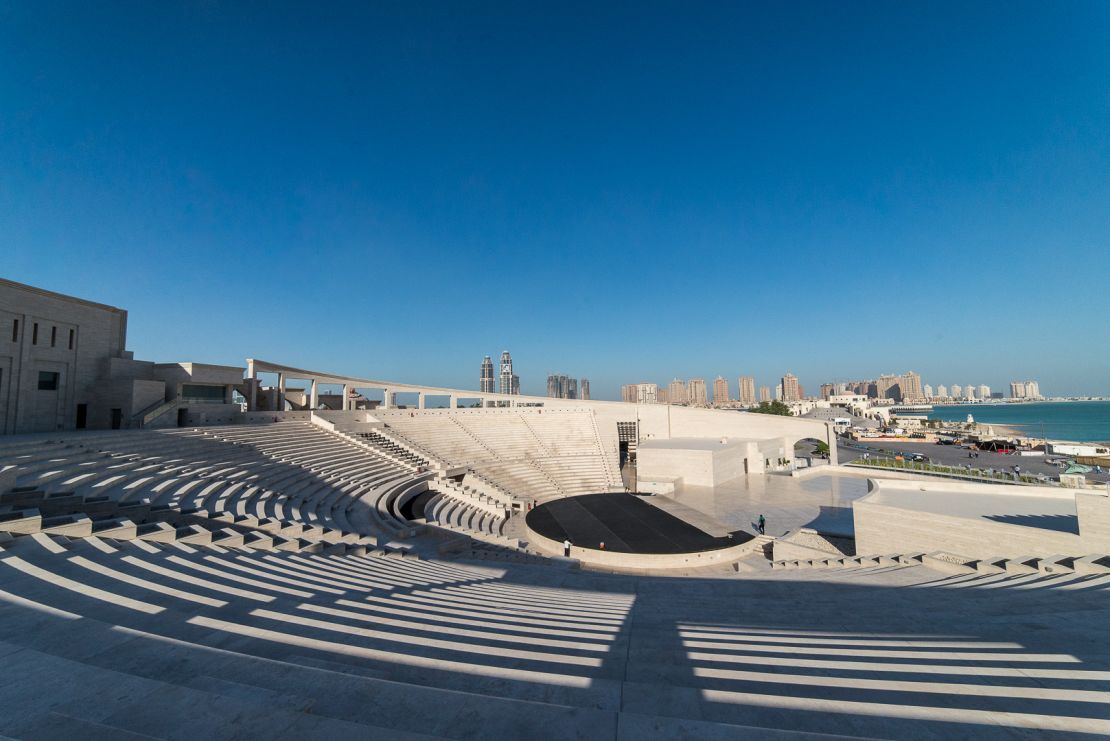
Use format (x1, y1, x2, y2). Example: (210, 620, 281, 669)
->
(526, 493, 750, 554)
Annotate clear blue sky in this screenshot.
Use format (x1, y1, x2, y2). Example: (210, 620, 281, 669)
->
(3, 1, 1108, 399)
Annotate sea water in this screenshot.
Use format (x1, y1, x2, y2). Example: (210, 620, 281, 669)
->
(928, 400, 1110, 443)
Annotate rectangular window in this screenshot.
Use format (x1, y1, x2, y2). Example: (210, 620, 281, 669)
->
(10, 319, 17, 342)
(32, 323, 38, 345)
(37, 371, 59, 391)
(68, 329, 74, 350)
(50, 326, 57, 347)
(181, 384, 226, 402)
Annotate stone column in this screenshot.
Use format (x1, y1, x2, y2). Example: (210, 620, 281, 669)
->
(826, 424, 839, 466)
(246, 360, 257, 411)
(449, 395, 457, 409)
(417, 393, 425, 410)
(277, 373, 287, 412)
(381, 389, 391, 410)
(342, 384, 351, 411)
(309, 380, 319, 410)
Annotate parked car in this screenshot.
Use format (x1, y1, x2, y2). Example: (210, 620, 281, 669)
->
(910, 454, 929, 463)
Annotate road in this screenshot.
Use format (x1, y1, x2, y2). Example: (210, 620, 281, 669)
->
(833, 439, 1110, 484)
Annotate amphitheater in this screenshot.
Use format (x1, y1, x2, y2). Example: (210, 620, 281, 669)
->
(1, 370, 1109, 738)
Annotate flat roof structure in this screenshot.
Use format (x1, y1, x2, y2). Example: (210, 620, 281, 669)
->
(854, 478, 1110, 559)
(866, 480, 1078, 533)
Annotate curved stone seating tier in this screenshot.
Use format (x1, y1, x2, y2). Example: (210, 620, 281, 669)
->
(377, 409, 623, 501)
(421, 490, 512, 546)
(0, 423, 432, 550)
(0, 521, 1107, 738)
(347, 429, 431, 469)
(381, 416, 498, 465)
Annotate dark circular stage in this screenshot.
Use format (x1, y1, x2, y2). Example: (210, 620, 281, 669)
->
(525, 492, 751, 554)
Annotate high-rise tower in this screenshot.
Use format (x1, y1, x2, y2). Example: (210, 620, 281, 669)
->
(781, 373, 801, 403)
(498, 351, 516, 395)
(687, 378, 708, 406)
(479, 356, 495, 393)
(712, 376, 729, 405)
(738, 376, 756, 406)
(668, 378, 687, 405)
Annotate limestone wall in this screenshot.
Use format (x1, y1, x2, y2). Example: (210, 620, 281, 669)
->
(1, 278, 128, 433)
(1077, 492, 1110, 552)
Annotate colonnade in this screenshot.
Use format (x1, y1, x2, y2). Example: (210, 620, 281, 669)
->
(244, 359, 518, 412)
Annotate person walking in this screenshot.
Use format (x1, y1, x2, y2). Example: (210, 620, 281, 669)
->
(563, 539, 571, 558)
(757, 514, 766, 535)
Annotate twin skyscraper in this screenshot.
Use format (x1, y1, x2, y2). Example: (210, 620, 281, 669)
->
(479, 351, 590, 399)
(479, 352, 519, 396)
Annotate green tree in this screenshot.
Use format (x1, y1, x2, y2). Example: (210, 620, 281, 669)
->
(749, 400, 792, 416)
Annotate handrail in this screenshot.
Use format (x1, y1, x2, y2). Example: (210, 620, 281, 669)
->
(133, 397, 180, 428)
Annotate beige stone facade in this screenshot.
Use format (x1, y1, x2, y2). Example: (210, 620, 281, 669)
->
(1, 279, 242, 433)
(1, 278, 129, 433)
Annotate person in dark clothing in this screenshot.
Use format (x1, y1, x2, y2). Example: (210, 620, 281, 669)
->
(757, 514, 766, 535)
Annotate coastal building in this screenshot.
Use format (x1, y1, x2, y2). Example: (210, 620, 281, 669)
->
(1025, 380, 1041, 399)
(621, 382, 657, 405)
(965, 385, 976, 400)
(781, 373, 801, 402)
(978, 384, 991, 400)
(935, 384, 947, 398)
(1010, 381, 1025, 398)
(759, 385, 771, 403)
(479, 356, 495, 393)
(580, 379, 589, 400)
(923, 384, 934, 399)
(819, 383, 835, 400)
(668, 378, 687, 405)
(900, 372, 923, 402)
(687, 378, 708, 407)
(951, 384, 962, 398)
(738, 376, 756, 406)
(656, 387, 668, 404)
(876, 374, 900, 401)
(775, 383, 783, 401)
(712, 376, 729, 405)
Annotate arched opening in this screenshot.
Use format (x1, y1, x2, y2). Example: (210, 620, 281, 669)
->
(794, 437, 831, 470)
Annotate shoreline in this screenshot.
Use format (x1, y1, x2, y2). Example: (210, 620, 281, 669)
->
(930, 420, 1101, 446)
(926, 399, 1110, 445)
